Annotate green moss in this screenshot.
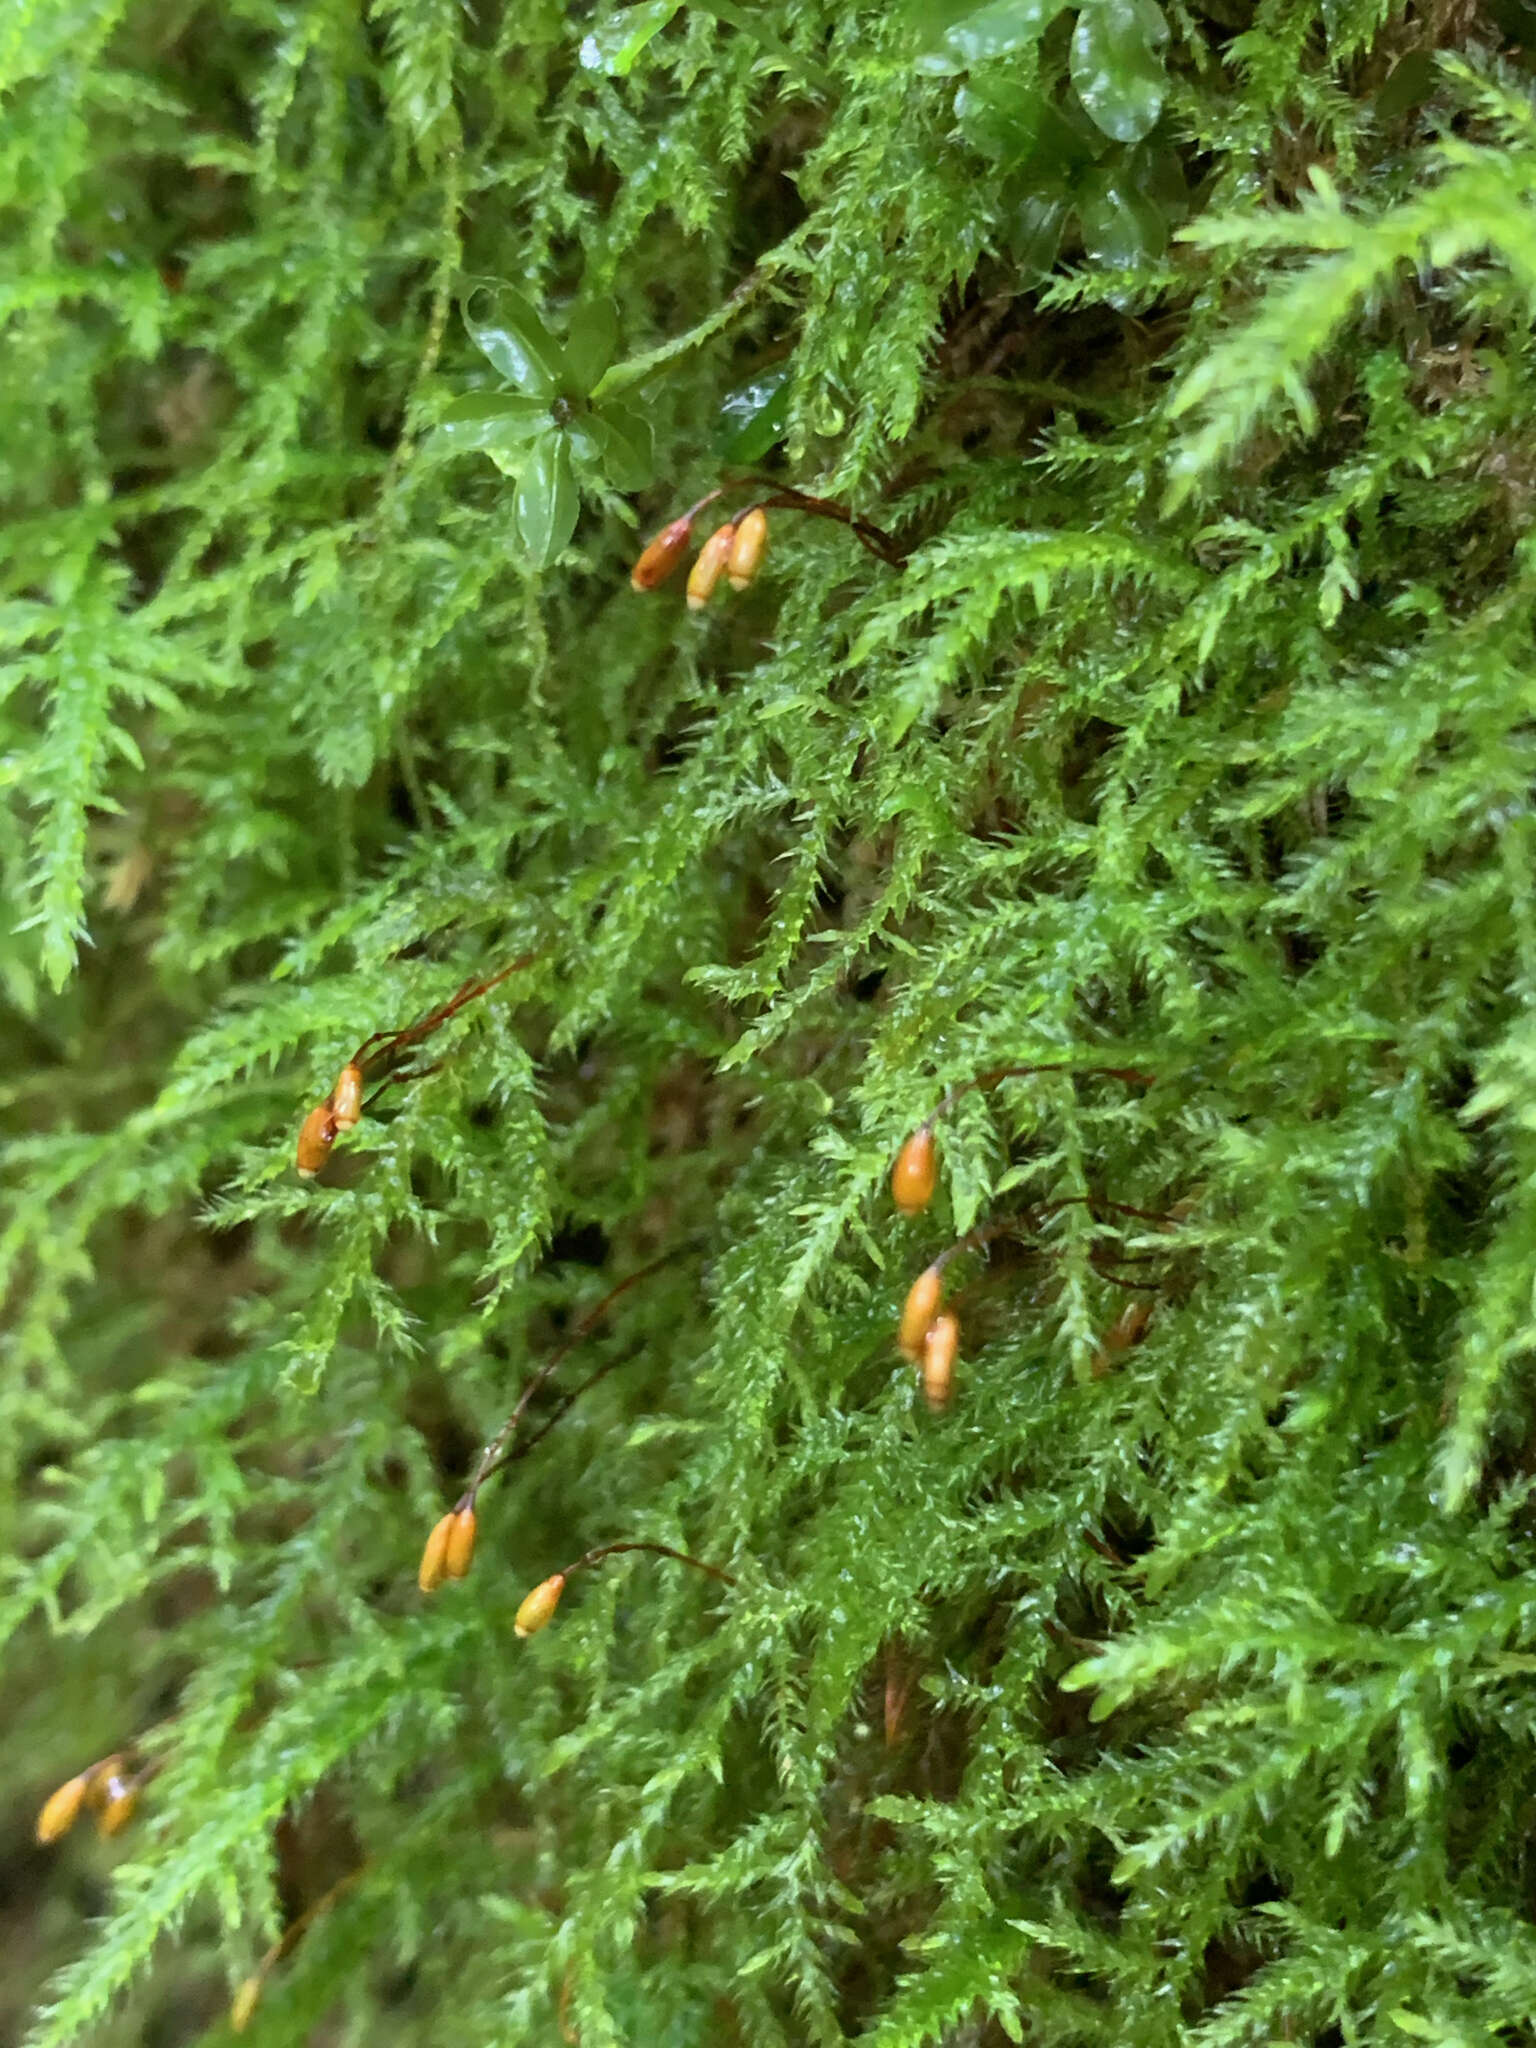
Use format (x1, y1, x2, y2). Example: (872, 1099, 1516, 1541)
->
(5, 4, 1536, 2043)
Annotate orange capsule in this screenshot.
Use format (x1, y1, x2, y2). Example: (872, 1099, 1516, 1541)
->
(630, 514, 694, 592)
(685, 523, 736, 611)
(330, 1062, 365, 1131)
(898, 1264, 944, 1360)
(514, 1572, 567, 1638)
(891, 1126, 937, 1215)
(36, 1771, 91, 1845)
(445, 1505, 477, 1581)
(296, 1101, 338, 1179)
(726, 507, 768, 591)
(921, 1312, 959, 1412)
(97, 1772, 139, 1837)
(418, 1511, 456, 1594)
(230, 1977, 262, 2035)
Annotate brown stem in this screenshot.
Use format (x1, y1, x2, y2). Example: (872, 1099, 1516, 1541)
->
(253, 1865, 368, 1986)
(469, 1242, 702, 1497)
(567, 1539, 736, 1588)
(353, 949, 542, 1080)
(922, 1063, 1155, 1134)
(722, 474, 907, 567)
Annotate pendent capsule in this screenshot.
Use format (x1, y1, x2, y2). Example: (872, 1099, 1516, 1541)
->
(686, 523, 737, 611)
(417, 1512, 456, 1594)
(36, 1771, 92, 1845)
(444, 1505, 477, 1581)
(898, 1264, 944, 1360)
(296, 1102, 339, 1179)
(515, 1573, 567, 1637)
(891, 1126, 937, 1215)
(726, 507, 768, 590)
(921, 1313, 960, 1412)
(630, 515, 694, 592)
(329, 1062, 365, 1131)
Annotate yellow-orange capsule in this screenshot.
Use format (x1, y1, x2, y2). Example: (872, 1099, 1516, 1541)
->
(515, 1572, 567, 1638)
(921, 1312, 959, 1412)
(445, 1505, 477, 1581)
(330, 1061, 365, 1131)
(891, 1126, 937, 1216)
(296, 1102, 338, 1179)
(898, 1264, 944, 1360)
(230, 1977, 262, 2035)
(97, 1772, 139, 1837)
(36, 1771, 91, 1845)
(686, 523, 736, 611)
(630, 514, 694, 592)
(726, 507, 768, 591)
(418, 1511, 455, 1594)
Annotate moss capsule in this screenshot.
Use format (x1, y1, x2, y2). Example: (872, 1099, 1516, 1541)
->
(418, 1511, 456, 1594)
(891, 1126, 937, 1215)
(515, 1572, 566, 1638)
(330, 1061, 365, 1131)
(36, 1771, 91, 1845)
(686, 523, 736, 611)
(97, 1771, 139, 1837)
(726, 507, 768, 590)
(445, 1505, 477, 1581)
(898, 1264, 944, 1360)
(921, 1312, 959, 1412)
(630, 514, 693, 592)
(296, 1102, 338, 1179)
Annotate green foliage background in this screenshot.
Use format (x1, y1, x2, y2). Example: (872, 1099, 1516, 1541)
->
(5, 1, 1536, 2042)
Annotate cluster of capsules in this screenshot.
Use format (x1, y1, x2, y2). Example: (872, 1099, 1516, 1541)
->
(890, 1123, 961, 1411)
(629, 476, 904, 610)
(886, 1064, 1165, 1407)
(36, 1752, 146, 1846)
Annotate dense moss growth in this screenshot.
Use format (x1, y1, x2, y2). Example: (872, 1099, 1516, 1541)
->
(6, 2, 1536, 2042)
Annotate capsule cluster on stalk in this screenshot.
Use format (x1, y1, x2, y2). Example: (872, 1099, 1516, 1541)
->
(888, 1065, 1169, 1411)
(630, 502, 770, 609)
(296, 1060, 365, 1179)
(417, 1501, 477, 1592)
(36, 1753, 144, 1845)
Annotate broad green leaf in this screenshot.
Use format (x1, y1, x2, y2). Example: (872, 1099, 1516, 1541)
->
(716, 367, 790, 460)
(578, 0, 682, 74)
(1010, 187, 1070, 279)
(955, 74, 1043, 165)
(430, 392, 550, 459)
(515, 433, 580, 569)
(1077, 170, 1168, 268)
(565, 299, 620, 395)
(587, 405, 654, 491)
(462, 281, 564, 397)
(1069, 0, 1169, 143)
(914, 0, 1070, 76)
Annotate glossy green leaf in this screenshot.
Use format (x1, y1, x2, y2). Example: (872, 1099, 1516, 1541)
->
(462, 281, 564, 397)
(515, 433, 580, 570)
(716, 367, 791, 461)
(1077, 170, 1168, 268)
(587, 405, 654, 491)
(430, 392, 550, 461)
(564, 299, 620, 396)
(1010, 187, 1070, 280)
(1069, 0, 1169, 143)
(577, 0, 682, 74)
(914, 0, 1069, 76)
(955, 75, 1043, 165)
